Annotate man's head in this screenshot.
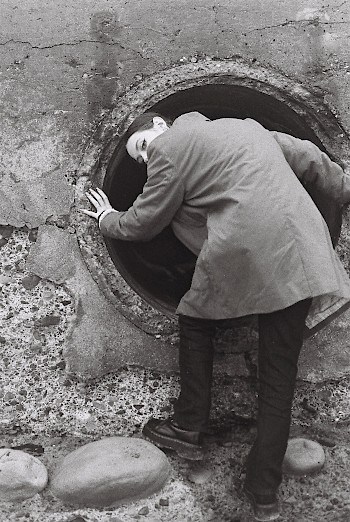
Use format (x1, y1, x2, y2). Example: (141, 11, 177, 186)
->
(124, 112, 171, 164)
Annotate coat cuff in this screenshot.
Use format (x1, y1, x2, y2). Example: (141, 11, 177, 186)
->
(98, 209, 119, 228)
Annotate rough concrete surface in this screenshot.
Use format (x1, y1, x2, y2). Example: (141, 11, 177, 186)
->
(1, 0, 350, 521)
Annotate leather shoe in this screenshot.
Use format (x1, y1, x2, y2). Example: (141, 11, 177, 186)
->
(244, 487, 280, 521)
(142, 417, 204, 460)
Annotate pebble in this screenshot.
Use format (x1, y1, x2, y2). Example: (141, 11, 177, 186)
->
(0, 448, 48, 501)
(50, 436, 171, 507)
(220, 440, 234, 448)
(35, 314, 61, 327)
(284, 495, 298, 504)
(0, 225, 14, 238)
(42, 289, 55, 300)
(282, 438, 325, 476)
(11, 443, 45, 456)
(0, 275, 12, 285)
(21, 274, 41, 290)
(316, 436, 336, 447)
(28, 229, 38, 242)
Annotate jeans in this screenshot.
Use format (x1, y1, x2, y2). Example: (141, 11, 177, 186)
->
(174, 298, 312, 494)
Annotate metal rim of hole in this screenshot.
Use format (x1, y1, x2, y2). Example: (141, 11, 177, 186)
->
(75, 57, 350, 338)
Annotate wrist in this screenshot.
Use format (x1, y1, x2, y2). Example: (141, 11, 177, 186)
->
(98, 208, 118, 227)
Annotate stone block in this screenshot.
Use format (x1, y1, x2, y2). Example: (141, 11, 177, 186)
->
(24, 224, 179, 380)
(0, 171, 73, 229)
(25, 225, 77, 284)
(50, 437, 171, 507)
(282, 438, 325, 476)
(0, 449, 48, 501)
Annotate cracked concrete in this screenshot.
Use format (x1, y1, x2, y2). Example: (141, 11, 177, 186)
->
(0, 0, 349, 364)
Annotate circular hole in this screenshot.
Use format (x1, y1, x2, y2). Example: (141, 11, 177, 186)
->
(102, 84, 334, 317)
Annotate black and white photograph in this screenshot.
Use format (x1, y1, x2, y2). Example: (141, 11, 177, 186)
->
(1, 2, 350, 521)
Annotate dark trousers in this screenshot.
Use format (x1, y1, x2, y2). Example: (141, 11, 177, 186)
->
(174, 298, 312, 495)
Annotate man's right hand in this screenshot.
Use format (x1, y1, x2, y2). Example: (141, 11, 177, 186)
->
(80, 187, 113, 220)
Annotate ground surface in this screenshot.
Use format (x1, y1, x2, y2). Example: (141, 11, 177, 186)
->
(1, 228, 350, 521)
(1, 194, 350, 522)
(1, 371, 350, 522)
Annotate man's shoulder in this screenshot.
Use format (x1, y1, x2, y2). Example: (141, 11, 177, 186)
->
(173, 111, 211, 126)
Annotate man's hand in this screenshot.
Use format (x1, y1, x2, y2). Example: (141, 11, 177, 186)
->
(80, 187, 113, 220)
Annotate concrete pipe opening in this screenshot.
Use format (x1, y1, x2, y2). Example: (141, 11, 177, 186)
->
(102, 83, 338, 317)
(76, 60, 350, 335)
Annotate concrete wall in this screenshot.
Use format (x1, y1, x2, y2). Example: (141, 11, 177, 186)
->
(1, 0, 350, 382)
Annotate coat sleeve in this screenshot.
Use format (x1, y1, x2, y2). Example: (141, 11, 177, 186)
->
(99, 149, 185, 241)
(270, 131, 350, 205)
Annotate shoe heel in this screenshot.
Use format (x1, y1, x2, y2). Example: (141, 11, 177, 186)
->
(244, 488, 280, 521)
(177, 446, 204, 461)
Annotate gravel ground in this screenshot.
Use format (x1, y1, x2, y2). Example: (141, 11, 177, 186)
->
(1, 229, 350, 522)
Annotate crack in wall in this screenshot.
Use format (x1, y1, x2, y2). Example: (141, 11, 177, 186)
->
(331, 0, 348, 11)
(4, 22, 347, 53)
(245, 19, 349, 35)
(0, 38, 145, 60)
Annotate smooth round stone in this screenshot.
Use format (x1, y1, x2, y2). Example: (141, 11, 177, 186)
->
(50, 436, 171, 507)
(0, 449, 48, 501)
(282, 438, 325, 476)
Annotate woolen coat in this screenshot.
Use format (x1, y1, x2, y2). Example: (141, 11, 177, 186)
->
(100, 112, 350, 332)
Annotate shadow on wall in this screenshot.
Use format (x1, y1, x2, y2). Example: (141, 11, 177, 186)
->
(87, 11, 124, 120)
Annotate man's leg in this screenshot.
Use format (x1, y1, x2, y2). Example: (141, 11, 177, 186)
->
(142, 314, 216, 459)
(173, 314, 216, 431)
(244, 298, 312, 516)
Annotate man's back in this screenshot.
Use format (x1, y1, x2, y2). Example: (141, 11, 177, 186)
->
(152, 113, 350, 319)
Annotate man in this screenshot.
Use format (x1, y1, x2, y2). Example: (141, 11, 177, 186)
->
(81, 111, 350, 521)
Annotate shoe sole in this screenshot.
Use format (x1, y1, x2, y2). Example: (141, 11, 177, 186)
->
(244, 488, 280, 521)
(142, 424, 204, 461)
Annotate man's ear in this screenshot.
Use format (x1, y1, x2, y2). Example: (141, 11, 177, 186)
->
(153, 116, 167, 129)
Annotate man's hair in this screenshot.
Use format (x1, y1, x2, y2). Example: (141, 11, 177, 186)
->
(123, 111, 173, 144)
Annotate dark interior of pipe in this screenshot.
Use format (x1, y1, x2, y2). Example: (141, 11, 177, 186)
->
(103, 83, 336, 316)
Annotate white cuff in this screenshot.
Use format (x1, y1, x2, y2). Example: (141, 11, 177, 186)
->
(98, 208, 118, 227)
